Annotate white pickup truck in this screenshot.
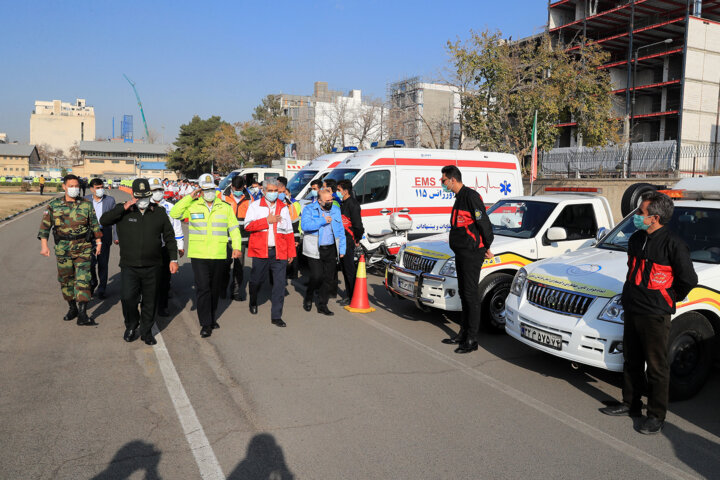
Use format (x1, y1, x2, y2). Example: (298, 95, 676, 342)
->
(385, 193, 615, 332)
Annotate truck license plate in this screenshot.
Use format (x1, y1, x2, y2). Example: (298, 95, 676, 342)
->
(520, 323, 562, 350)
(397, 278, 414, 295)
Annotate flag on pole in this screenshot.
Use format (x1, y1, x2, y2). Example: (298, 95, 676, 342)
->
(530, 110, 538, 182)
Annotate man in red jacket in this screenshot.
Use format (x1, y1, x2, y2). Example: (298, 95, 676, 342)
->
(244, 178, 296, 327)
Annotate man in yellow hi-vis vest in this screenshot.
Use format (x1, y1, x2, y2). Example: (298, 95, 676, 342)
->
(170, 173, 242, 338)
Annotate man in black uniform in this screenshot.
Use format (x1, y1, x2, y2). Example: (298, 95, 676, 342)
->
(100, 179, 178, 345)
(440, 165, 494, 354)
(600, 192, 697, 434)
(337, 179, 364, 306)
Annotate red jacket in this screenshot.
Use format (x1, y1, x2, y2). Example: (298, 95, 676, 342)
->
(244, 197, 296, 260)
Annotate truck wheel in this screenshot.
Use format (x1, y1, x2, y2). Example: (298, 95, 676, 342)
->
(479, 273, 514, 334)
(620, 183, 656, 217)
(668, 312, 714, 401)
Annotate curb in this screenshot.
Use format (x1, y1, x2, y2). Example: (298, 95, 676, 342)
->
(0, 195, 58, 223)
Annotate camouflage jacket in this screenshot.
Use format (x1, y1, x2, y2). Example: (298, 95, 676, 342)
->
(38, 197, 102, 242)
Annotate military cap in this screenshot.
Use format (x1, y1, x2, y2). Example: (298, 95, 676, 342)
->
(198, 173, 216, 190)
(132, 178, 153, 198)
(148, 177, 163, 191)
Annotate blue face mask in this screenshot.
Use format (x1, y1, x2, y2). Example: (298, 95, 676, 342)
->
(278, 192, 286, 202)
(310, 190, 318, 198)
(633, 214, 650, 231)
(265, 191, 278, 203)
(232, 190, 243, 198)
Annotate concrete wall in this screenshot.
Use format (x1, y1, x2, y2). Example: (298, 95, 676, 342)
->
(523, 177, 679, 223)
(0, 156, 30, 176)
(30, 114, 96, 154)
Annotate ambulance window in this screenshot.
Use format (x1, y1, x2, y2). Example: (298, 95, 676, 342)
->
(354, 170, 390, 204)
(264, 172, 279, 182)
(550, 203, 597, 240)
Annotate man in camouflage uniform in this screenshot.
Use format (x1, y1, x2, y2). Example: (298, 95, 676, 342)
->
(38, 174, 102, 325)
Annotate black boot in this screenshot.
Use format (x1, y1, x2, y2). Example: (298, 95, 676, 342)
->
(249, 283, 258, 314)
(63, 300, 78, 321)
(76, 302, 97, 326)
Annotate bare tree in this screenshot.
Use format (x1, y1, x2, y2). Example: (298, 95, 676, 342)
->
(351, 96, 386, 149)
(420, 112, 453, 149)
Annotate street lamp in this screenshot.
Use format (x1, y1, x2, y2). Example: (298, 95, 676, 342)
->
(627, 38, 673, 176)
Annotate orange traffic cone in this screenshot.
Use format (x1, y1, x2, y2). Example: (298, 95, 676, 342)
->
(344, 254, 376, 313)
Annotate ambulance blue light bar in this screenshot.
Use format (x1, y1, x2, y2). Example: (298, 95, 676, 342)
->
(371, 141, 379, 148)
(342, 146, 358, 152)
(384, 139, 405, 147)
(331, 147, 338, 152)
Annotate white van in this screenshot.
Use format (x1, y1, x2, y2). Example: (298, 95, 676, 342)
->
(218, 167, 283, 191)
(286, 149, 356, 201)
(322, 144, 523, 237)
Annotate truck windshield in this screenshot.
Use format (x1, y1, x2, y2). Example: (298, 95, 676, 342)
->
(287, 170, 318, 197)
(487, 200, 555, 238)
(598, 206, 720, 264)
(218, 171, 239, 191)
(324, 168, 360, 182)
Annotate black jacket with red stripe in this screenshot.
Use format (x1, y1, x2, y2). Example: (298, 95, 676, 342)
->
(449, 185, 493, 252)
(621, 226, 698, 315)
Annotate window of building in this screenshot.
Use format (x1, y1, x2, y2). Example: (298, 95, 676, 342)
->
(112, 160, 120, 164)
(125, 160, 134, 165)
(90, 160, 103, 164)
(550, 204, 598, 240)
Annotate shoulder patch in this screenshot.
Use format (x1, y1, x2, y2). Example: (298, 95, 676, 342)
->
(475, 209, 482, 220)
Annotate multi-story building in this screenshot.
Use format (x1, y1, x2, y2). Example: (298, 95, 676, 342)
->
(548, 0, 720, 174)
(278, 82, 385, 160)
(72, 141, 177, 180)
(30, 99, 96, 154)
(387, 78, 462, 149)
(0, 144, 40, 177)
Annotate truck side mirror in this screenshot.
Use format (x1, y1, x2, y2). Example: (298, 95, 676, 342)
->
(546, 227, 567, 243)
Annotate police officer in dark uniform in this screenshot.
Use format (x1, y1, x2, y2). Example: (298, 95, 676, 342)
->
(100, 178, 178, 345)
(440, 165, 494, 354)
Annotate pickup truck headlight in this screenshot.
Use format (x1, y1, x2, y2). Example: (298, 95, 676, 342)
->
(439, 257, 457, 277)
(510, 268, 527, 296)
(598, 295, 624, 324)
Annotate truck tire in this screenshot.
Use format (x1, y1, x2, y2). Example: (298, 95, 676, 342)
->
(620, 183, 656, 217)
(479, 273, 514, 334)
(668, 312, 714, 401)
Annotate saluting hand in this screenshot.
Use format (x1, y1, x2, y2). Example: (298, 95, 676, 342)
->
(169, 262, 179, 274)
(191, 188, 202, 199)
(124, 198, 137, 210)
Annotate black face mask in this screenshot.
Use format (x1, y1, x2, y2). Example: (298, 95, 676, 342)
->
(321, 201, 332, 211)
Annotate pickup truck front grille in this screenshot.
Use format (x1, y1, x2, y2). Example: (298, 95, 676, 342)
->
(526, 281, 594, 317)
(402, 252, 437, 274)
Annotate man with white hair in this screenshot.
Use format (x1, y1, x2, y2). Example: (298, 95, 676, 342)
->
(244, 177, 296, 327)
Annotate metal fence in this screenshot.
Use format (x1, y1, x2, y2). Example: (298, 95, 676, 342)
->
(541, 141, 720, 178)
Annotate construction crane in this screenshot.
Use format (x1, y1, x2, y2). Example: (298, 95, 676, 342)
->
(123, 74, 150, 141)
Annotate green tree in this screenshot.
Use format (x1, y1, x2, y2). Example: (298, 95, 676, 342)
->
(167, 115, 226, 177)
(251, 95, 292, 164)
(202, 123, 242, 174)
(447, 30, 619, 170)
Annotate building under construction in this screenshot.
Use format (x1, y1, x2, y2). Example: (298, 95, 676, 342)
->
(547, 0, 720, 175)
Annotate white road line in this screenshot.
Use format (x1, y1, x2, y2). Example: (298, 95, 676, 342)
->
(151, 325, 225, 480)
(360, 316, 701, 480)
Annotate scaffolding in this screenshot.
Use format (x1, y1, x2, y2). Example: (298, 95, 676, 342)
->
(387, 77, 423, 147)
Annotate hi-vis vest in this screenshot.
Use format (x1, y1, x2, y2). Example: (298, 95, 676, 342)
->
(170, 195, 241, 259)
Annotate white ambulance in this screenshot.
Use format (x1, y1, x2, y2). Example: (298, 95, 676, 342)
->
(286, 148, 358, 201)
(322, 141, 523, 237)
(505, 177, 720, 400)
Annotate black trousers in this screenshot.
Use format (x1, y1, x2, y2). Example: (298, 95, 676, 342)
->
(249, 248, 288, 320)
(622, 311, 671, 420)
(340, 236, 357, 299)
(121, 265, 160, 337)
(224, 243, 245, 297)
(90, 237, 112, 293)
(39, 184, 44, 195)
(305, 244, 338, 308)
(157, 247, 171, 310)
(454, 248, 486, 342)
(191, 258, 226, 327)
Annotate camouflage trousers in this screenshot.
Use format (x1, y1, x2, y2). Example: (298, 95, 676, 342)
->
(55, 241, 92, 302)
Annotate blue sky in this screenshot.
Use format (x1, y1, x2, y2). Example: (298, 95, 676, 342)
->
(0, 0, 547, 146)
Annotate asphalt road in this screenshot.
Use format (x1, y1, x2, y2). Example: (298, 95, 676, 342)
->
(1, 190, 719, 480)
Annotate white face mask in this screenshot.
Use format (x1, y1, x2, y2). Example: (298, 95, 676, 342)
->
(137, 198, 151, 210)
(94, 188, 105, 198)
(152, 191, 164, 202)
(67, 187, 80, 198)
(203, 190, 216, 202)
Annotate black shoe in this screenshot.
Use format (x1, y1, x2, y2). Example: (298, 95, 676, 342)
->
(599, 403, 642, 417)
(337, 298, 351, 306)
(638, 415, 664, 435)
(63, 300, 78, 321)
(141, 334, 157, 346)
(317, 306, 334, 316)
(123, 328, 137, 342)
(200, 326, 213, 338)
(96, 290, 106, 300)
(158, 308, 170, 317)
(212, 322, 220, 329)
(76, 302, 97, 326)
(249, 304, 258, 315)
(303, 298, 312, 312)
(442, 331, 466, 345)
(271, 318, 286, 327)
(232, 293, 246, 302)
(454, 340, 478, 354)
